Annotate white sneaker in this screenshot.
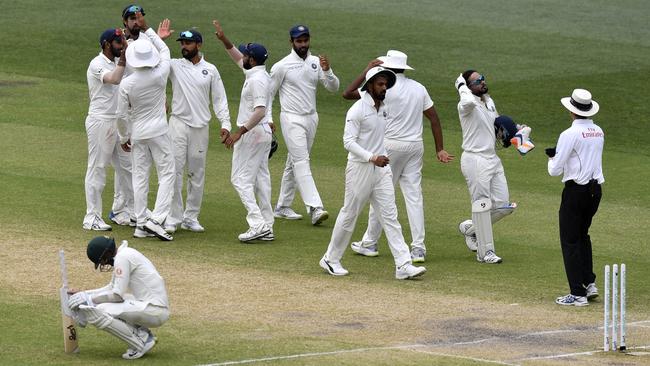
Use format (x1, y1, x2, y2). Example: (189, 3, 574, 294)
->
(411, 247, 426, 263)
(585, 283, 599, 300)
(143, 219, 173, 241)
(238, 224, 271, 242)
(274, 206, 303, 220)
(459, 220, 477, 252)
(181, 219, 204, 233)
(109, 211, 135, 227)
(319, 257, 349, 276)
(350, 241, 379, 257)
(164, 223, 177, 234)
(555, 294, 588, 307)
(310, 207, 329, 225)
(259, 229, 275, 241)
(122, 332, 156, 360)
(133, 226, 154, 238)
(395, 263, 426, 280)
(83, 215, 112, 231)
(477, 250, 502, 264)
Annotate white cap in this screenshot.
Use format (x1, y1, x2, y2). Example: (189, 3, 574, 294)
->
(377, 50, 413, 70)
(126, 39, 160, 68)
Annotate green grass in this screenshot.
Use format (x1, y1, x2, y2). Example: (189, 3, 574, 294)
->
(1, 1, 649, 365)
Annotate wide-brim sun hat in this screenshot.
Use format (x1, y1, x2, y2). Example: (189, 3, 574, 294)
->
(126, 39, 160, 68)
(377, 49, 413, 70)
(561, 88, 599, 117)
(360, 67, 397, 91)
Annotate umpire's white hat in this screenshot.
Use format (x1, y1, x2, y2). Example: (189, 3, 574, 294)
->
(126, 38, 160, 68)
(378, 50, 414, 70)
(561, 89, 599, 117)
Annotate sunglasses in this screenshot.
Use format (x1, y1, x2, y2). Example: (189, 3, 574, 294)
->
(180, 31, 194, 38)
(469, 75, 485, 86)
(127, 5, 141, 13)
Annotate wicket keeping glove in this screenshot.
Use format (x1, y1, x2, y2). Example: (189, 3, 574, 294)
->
(68, 292, 94, 310)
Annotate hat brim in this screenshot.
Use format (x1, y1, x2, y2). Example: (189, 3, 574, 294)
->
(360, 70, 397, 91)
(125, 44, 160, 68)
(560, 97, 599, 117)
(176, 37, 201, 43)
(290, 31, 310, 39)
(377, 56, 414, 70)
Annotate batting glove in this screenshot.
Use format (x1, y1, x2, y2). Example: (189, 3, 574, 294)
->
(68, 292, 94, 310)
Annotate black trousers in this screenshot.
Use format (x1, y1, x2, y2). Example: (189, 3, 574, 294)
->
(559, 180, 602, 296)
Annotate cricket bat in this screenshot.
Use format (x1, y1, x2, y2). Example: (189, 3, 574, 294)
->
(59, 249, 80, 353)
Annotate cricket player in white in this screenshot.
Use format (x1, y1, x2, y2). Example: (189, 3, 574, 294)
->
(269, 25, 339, 225)
(156, 23, 232, 233)
(116, 13, 174, 241)
(455, 70, 517, 264)
(68, 236, 169, 360)
(342, 51, 454, 263)
(213, 20, 274, 241)
(320, 67, 426, 280)
(83, 28, 135, 231)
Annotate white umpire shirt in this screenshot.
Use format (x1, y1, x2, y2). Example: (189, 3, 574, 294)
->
(110, 241, 169, 308)
(384, 74, 434, 142)
(343, 91, 388, 162)
(169, 57, 231, 130)
(269, 49, 339, 115)
(116, 28, 170, 142)
(87, 53, 119, 120)
(457, 85, 499, 155)
(237, 65, 271, 129)
(548, 119, 605, 184)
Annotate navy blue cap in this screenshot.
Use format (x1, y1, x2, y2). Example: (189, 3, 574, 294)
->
(100, 28, 124, 47)
(177, 30, 203, 43)
(122, 4, 145, 19)
(238, 43, 268, 65)
(289, 24, 309, 39)
(494, 115, 518, 147)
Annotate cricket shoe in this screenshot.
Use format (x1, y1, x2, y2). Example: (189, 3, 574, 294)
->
(133, 227, 155, 238)
(274, 206, 303, 220)
(458, 220, 478, 252)
(144, 219, 173, 241)
(109, 211, 136, 227)
(122, 331, 157, 360)
(410, 247, 426, 263)
(510, 126, 535, 155)
(83, 215, 112, 231)
(555, 294, 588, 307)
(319, 257, 348, 276)
(238, 224, 271, 242)
(310, 207, 329, 225)
(477, 250, 502, 264)
(585, 283, 599, 300)
(181, 219, 205, 233)
(395, 263, 426, 280)
(351, 241, 379, 257)
(164, 223, 177, 234)
(259, 229, 275, 241)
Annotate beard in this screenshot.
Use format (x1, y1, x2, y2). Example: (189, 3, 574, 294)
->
(243, 59, 253, 70)
(293, 45, 309, 58)
(110, 45, 122, 58)
(127, 26, 140, 39)
(475, 85, 488, 96)
(182, 48, 198, 60)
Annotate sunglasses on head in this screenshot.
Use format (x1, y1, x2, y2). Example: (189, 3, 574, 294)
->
(180, 31, 194, 38)
(469, 75, 485, 86)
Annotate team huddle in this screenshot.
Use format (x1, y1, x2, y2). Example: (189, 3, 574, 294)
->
(72, 3, 604, 360)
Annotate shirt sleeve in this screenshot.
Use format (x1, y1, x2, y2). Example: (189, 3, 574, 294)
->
(319, 66, 340, 92)
(89, 59, 111, 84)
(116, 82, 131, 143)
(343, 107, 373, 162)
(457, 85, 476, 116)
(421, 84, 434, 111)
(211, 69, 231, 131)
(144, 28, 171, 77)
(110, 253, 131, 297)
(266, 62, 285, 122)
(548, 130, 575, 176)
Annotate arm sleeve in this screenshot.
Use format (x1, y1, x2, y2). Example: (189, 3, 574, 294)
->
(116, 83, 131, 144)
(319, 67, 340, 92)
(144, 28, 171, 77)
(226, 46, 244, 68)
(110, 254, 131, 298)
(457, 85, 476, 116)
(266, 63, 285, 122)
(548, 131, 574, 176)
(421, 85, 434, 111)
(342, 109, 373, 162)
(211, 70, 231, 131)
(101, 65, 126, 85)
(243, 106, 266, 130)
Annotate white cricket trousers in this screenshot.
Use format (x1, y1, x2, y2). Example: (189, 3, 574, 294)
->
(276, 112, 324, 211)
(231, 124, 274, 230)
(168, 117, 209, 226)
(324, 162, 411, 267)
(362, 139, 425, 250)
(83, 116, 134, 226)
(99, 301, 169, 329)
(460, 151, 510, 216)
(132, 133, 175, 226)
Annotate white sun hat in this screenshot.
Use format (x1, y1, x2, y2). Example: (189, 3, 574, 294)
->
(126, 38, 160, 68)
(377, 50, 414, 70)
(561, 88, 599, 117)
(360, 67, 396, 91)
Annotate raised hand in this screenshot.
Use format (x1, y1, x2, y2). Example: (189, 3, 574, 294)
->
(157, 18, 174, 40)
(213, 20, 225, 40)
(319, 54, 331, 71)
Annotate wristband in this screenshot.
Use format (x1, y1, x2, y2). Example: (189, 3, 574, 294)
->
(457, 83, 465, 90)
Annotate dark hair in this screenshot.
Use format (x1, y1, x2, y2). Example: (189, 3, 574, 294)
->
(462, 69, 477, 84)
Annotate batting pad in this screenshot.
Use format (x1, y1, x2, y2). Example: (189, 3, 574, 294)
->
(79, 305, 146, 351)
(472, 198, 494, 259)
(491, 202, 517, 223)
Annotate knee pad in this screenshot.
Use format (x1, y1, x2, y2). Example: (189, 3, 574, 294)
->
(79, 305, 113, 329)
(472, 198, 494, 258)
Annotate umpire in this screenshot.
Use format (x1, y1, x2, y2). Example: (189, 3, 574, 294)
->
(548, 89, 604, 307)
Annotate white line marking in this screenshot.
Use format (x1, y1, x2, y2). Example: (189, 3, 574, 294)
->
(409, 348, 520, 366)
(452, 337, 498, 345)
(517, 329, 580, 338)
(516, 350, 599, 361)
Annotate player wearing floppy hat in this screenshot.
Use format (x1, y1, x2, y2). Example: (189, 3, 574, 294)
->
(320, 67, 426, 280)
(343, 50, 453, 263)
(550, 88, 604, 306)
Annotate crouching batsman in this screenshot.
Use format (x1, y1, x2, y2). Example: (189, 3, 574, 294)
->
(67, 236, 169, 359)
(454, 70, 535, 264)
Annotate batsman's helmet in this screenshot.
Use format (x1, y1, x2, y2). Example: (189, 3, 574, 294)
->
(494, 115, 518, 148)
(269, 133, 279, 159)
(87, 236, 116, 270)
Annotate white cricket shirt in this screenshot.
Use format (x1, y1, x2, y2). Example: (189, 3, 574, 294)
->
(87, 53, 119, 120)
(269, 49, 339, 115)
(169, 57, 231, 130)
(457, 85, 499, 155)
(343, 91, 388, 163)
(237, 65, 271, 127)
(116, 29, 171, 141)
(384, 74, 434, 142)
(548, 119, 605, 184)
(110, 241, 169, 308)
